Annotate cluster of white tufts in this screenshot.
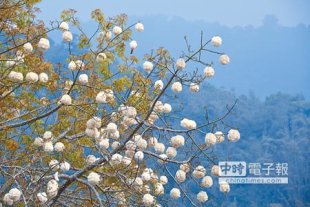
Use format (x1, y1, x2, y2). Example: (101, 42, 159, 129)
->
(3, 188, 21, 205)
(143, 61, 153, 73)
(85, 117, 101, 139)
(175, 169, 186, 183)
(47, 179, 59, 198)
(215, 131, 225, 143)
(87, 172, 101, 185)
(68, 60, 85, 70)
(135, 22, 144, 32)
(59, 22, 73, 42)
(78, 74, 88, 84)
(113, 26, 122, 35)
(7, 71, 23, 82)
(60, 161, 71, 172)
(96, 89, 115, 104)
(204, 66, 215, 78)
(189, 83, 199, 92)
(171, 81, 182, 93)
(39, 72, 49, 83)
(96, 52, 107, 63)
(197, 191, 208, 203)
(227, 129, 240, 142)
(192, 165, 206, 179)
(220, 54, 230, 65)
(38, 38, 50, 50)
(34, 131, 63, 153)
(170, 135, 185, 148)
(175, 58, 186, 70)
(201, 176, 213, 188)
(170, 188, 181, 199)
(142, 194, 154, 206)
(211, 36, 222, 47)
(37, 192, 48, 204)
(219, 181, 230, 193)
(130, 40, 138, 52)
(59, 94, 72, 105)
(54, 142, 65, 152)
(59, 21, 69, 31)
(25, 72, 38, 83)
(180, 118, 197, 130)
(205, 133, 217, 146)
(86, 155, 99, 165)
(23, 42, 33, 53)
(211, 165, 221, 176)
(154, 80, 164, 90)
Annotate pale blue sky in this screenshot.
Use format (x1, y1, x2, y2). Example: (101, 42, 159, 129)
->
(38, 0, 310, 27)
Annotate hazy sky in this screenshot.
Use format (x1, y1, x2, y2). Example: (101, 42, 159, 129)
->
(38, 0, 310, 27)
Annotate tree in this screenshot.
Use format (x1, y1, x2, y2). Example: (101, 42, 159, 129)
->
(0, 1, 240, 206)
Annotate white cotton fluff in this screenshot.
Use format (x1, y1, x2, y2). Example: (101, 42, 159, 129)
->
(125, 141, 137, 151)
(87, 155, 98, 165)
(3, 193, 13, 205)
(8, 188, 21, 202)
(38, 38, 50, 50)
(197, 191, 208, 203)
(153, 101, 164, 113)
(111, 153, 123, 165)
(39, 72, 49, 83)
(143, 194, 154, 206)
(141, 172, 151, 181)
(227, 129, 240, 142)
(148, 137, 158, 147)
(60, 94, 72, 105)
(99, 139, 109, 149)
(159, 176, 168, 185)
(43, 131, 53, 140)
(125, 149, 135, 158)
(130, 40, 138, 50)
(120, 105, 137, 118)
(170, 135, 185, 148)
(8, 71, 23, 82)
(211, 165, 221, 176)
(180, 163, 191, 173)
(154, 80, 164, 90)
(78, 74, 88, 84)
(43, 141, 54, 152)
(96, 53, 107, 63)
(49, 159, 59, 171)
(137, 139, 148, 150)
(134, 151, 144, 161)
(122, 156, 132, 165)
(220, 181, 230, 193)
(135, 22, 144, 32)
(37, 192, 48, 203)
(23, 42, 33, 53)
(5, 60, 16, 67)
(175, 170, 186, 183)
(106, 122, 118, 133)
(158, 154, 168, 164)
(47, 179, 58, 198)
(190, 83, 200, 92)
(25, 72, 39, 83)
(96, 91, 107, 103)
(176, 58, 186, 70)
(143, 61, 153, 73)
(60, 161, 71, 172)
(86, 117, 101, 129)
(85, 128, 99, 138)
(54, 142, 65, 152)
(201, 176, 213, 188)
(215, 131, 225, 143)
(171, 82, 182, 93)
(62, 31, 73, 42)
(104, 31, 112, 39)
(211, 36, 222, 47)
(205, 133, 217, 146)
(110, 131, 120, 140)
(170, 188, 181, 199)
(166, 147, 177, 159)
(192, 165, 206, 179)
(220, 54, 230, 65)
(34, 137, 44, 146)
(180, 118, 197, 130)
(163, 103, 172, 113)
(204, 66, 215, 77)
(88, 172, 101, 185)
(59, 22, 69, 31)
(68, 61, 77, 70)
(113, 26, 122, 35)
(111, 141, 120, 150)
(75, 60, 85, 70)
(154, 143, 165, 154)
(154, 183, 164, 195)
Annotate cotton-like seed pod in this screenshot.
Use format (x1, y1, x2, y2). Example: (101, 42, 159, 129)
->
(122, 156, 132, 165)
(49, 159, 59, 171)
(154, 183, 164, 195)
(176, 58, 186, 70)
(23, 42, 33, 53)
(205, 133, 217, 146)
(96, 53, 107, 63)
(201, 176, 213, 188)
(43, 141, 54, 152)
(111, 141, 120, 150)
(96, 91, 107, 103)
(163, 103, 172, 113)
(113, 26, 122, 35)
(219, 181, 230, 193)
(39, 72, 49, 83)
(135, 22, 144, 32)
(170, 135, 185, 148)
(171, 82, 182, 92)
(85, 127, 100, 138)
(86, 117, 101, 129)
(190, 83, 199, 92)
(110, 153, 123, 165)
(8, 188, 21, 202)
(211, 165, 221, 176)
(68, 61, 77, 70)
(204, 66, 215, 77)
(62, 31, 73, 42)
(37, 192, 48, 203)
(78, 74, 88, 84)
(143, 61, 153, 73)
(154, 143, 165, 154)
(59, 94, 72, 105)
(38, 38, 50, 50)
(219, 54, 230, 65)
(157, 154, 168, 164)
(3, 193, 13, 205)
(154, 80, 164, 90)
(130, 40, 138, 50)
(106, 122, 118, 133)
(59, 22, 69, 31)
(180, 163, 191, 173)
(87, 172, 101, 185)
(34, 137, 44, 147)
(47, 179, 58, 198)
(60, 161, 71, 172)
(166, 147, 177, 159)
(211, 36, 222, 47)
(192, 165, 206, 179)
(142, 194, 154, 207)
(170, 188, 181, 199)
(159, 176, 168, 185)
(227, 129, 240, 142)
(99, 139, 109, 149)
(197, 191, 208, 203)
(86, 155, 98, 165)
(134, 151, 144, 161)
(54, 142, 65, 152)
(215, 131, 225, 143)
(180, 118, 196, 130)
(148, 137, 158, 147)
(175, 170, 186, 183)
